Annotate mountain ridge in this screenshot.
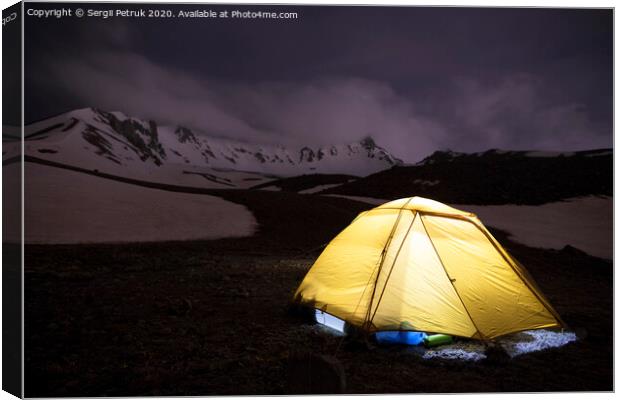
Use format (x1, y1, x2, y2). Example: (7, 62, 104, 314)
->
(322, 147, 613, 205)
(9, 108, 402, 180)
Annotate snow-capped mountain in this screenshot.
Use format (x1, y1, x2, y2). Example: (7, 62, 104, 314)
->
(4, 108, 402, 189)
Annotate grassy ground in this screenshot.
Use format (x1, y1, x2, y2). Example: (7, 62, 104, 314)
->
(23, 189, 613, 396)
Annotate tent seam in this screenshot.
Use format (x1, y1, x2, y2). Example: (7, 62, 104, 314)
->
(363, 198, 414, 329)
(419, 213, 487, 341)
(472, 221, 567, 329)
(418, 211, 565, 329)
(368, 211, 418, 324)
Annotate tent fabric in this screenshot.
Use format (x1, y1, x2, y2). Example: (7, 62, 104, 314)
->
(293, 196, 565, 340)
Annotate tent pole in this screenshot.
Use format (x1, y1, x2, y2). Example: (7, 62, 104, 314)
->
(419, 214, 487, 341)
(362, 198, 414, 331)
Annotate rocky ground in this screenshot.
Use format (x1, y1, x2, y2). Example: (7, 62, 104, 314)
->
(21, 180, 613, 396)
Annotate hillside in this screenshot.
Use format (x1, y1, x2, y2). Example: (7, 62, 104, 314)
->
(251, 174, 358, 193)
(323, 149, 613, 205)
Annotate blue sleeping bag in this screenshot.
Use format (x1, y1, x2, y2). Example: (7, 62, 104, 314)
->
(375, 322, 427, 345)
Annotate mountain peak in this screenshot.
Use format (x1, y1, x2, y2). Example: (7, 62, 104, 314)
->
(175, 126, 199, 145)
(360, 136, 376, 149)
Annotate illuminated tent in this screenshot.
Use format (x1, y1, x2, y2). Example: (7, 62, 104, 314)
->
(292, 196, 565, 340)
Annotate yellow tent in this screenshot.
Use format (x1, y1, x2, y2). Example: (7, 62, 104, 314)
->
(293, 196, 565, 340)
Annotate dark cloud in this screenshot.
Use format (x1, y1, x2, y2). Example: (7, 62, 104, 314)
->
(41, 50, 446, 160)
(448, 74, 609, 152)
(25, 4, 612, 162)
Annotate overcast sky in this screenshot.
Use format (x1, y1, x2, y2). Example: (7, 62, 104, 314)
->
(25, 4, 612, 162)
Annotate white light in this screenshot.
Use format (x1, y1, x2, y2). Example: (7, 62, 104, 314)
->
(315, 310, 345, 333)
(420, 329, 578, 362)
(503, 329, 578, 357)
(423, 348, 486, 362)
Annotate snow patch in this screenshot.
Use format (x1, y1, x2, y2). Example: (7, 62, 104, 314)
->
(258, 185, 282, 191)
(298, 183, 342, 194)
(22, 164, 257, 244)
(453, 196, 612, 259)
(585, 150, 612, 157)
